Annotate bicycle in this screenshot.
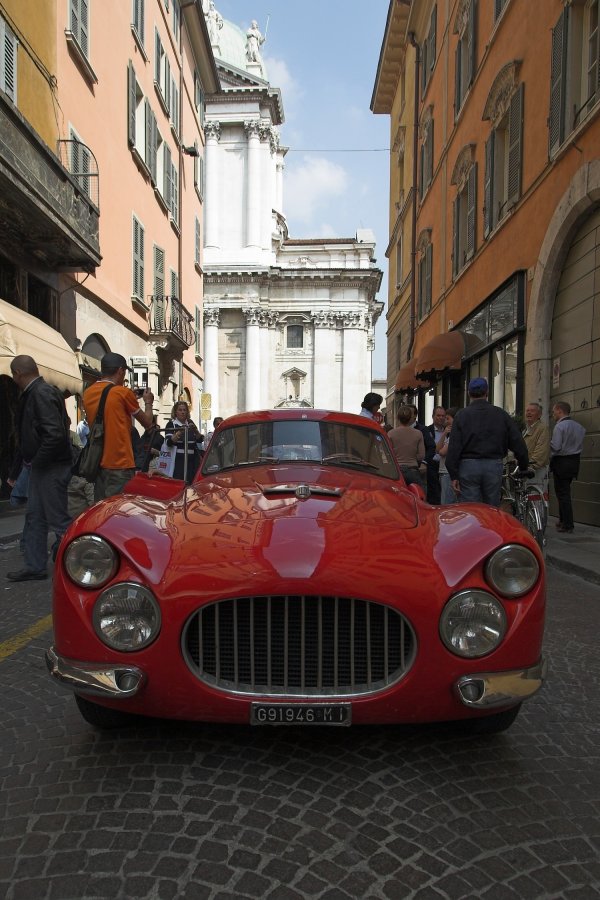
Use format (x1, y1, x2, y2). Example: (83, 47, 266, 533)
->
(501, 466, 547, 552)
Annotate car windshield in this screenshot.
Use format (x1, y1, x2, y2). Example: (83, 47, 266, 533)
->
(201, 420, 399, 480)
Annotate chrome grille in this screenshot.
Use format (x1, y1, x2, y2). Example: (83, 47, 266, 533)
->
(183, 596, 415, 696)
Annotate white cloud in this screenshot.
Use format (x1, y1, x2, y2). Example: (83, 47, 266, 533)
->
(263, 56, 302, 107)
(284, 155, 349, 227)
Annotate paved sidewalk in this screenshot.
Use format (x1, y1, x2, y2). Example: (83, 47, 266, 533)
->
(1, 508, 599, 585)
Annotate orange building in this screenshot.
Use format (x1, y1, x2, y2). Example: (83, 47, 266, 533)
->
(373, 0, 600, 526)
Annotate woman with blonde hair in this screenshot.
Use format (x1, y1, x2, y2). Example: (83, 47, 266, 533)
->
(165, 401, 203, 481)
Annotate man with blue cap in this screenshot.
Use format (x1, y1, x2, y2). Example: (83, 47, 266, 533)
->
(445, 377, 529, 506)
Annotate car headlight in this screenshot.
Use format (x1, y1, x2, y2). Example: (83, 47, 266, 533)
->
(93, 583, 161, 651)
(440, 590, 507, 658)
(64, 535, 118, 588)
(485, 545, 539, 598)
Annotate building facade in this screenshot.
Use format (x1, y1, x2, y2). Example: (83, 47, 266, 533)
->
(55, 0, 219, 425)
(200, 6, 383, 426)
(373, 0, 600, 526)
(0, 0, 100, 492)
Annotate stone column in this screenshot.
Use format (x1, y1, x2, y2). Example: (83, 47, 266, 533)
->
(245, 121, 261, 249)
(312, 312, 338, 410)
(275, 153, 285, 214)
(203, 307, 220, 418)
(204, 122, 221, 250)
(244, 307, 262, 409)
(341, 313, 366, 413)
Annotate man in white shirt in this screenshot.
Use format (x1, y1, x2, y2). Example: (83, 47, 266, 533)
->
(550, 401, 586, 533)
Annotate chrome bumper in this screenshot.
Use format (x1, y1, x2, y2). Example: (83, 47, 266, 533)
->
(455, 657, 547, 709)
(46, 647, 145, 699)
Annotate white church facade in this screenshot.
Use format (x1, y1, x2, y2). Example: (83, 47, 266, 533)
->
(201, 3, 383, 420)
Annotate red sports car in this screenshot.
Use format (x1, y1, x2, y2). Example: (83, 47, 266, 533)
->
(47, 409, 546, 733)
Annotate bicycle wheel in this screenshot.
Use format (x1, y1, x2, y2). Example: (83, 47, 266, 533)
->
(525, 503, 545, 553)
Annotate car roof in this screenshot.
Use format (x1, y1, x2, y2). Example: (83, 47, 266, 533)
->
(215, 409, 383, 431)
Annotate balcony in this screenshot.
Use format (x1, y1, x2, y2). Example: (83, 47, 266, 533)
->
(0, 95, 100, 273)
(149, 295, 195, 349)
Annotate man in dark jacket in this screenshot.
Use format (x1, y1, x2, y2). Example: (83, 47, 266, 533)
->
(446, 377, 529, 507)
(7, 355, 73, 581)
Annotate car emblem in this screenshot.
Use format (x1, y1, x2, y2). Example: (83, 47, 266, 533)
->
(295, 485, 311, 500)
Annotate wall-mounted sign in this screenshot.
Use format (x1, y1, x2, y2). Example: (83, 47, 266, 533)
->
(552, 357, 560, 389)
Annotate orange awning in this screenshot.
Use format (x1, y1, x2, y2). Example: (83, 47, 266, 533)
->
(414, 331, 483, 378)
(394, 358, 426, 391)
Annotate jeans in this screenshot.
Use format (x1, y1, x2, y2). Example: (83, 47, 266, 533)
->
(457, 458, 504, 507)
(439, 472, 458, 504)
(24, 463, 72, 573)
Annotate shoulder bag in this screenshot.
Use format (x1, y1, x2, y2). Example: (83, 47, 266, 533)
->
(73, 384, 116, 482)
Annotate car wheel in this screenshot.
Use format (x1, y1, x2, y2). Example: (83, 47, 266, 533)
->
(463, 704, 521, 736)
(75, 694, 140, 729)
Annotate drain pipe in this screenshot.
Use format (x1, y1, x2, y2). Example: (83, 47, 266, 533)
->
(407, 31, 420, 361)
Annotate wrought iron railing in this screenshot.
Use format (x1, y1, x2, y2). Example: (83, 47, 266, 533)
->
(149, 295, 195, 347)
(56, 139, 99, 208)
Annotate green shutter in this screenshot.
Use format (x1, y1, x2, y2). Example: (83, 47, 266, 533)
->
(127, 61, 136, 147)
(549, 9, 567, 155)
(483, 134, 494, 237)
(425, 244, 433, 314)
(133, 217, 145, 300)
(507, 84, 524, 208)
(154, 245, 165, 297)
(466, 164, 477, 260)
(452, 196, 459, 278)
(164, 143, 172, 207)
(467, 0, 476, 89)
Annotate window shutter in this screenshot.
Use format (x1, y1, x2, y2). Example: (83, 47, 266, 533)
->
(145, 99, 152, 170)
(170, 269, 179, 299)
(418, 256, 424, 319)
(494, 0, 503, 18)
(155, 30, 161, 83)
(195, 306, 201, 356)
(127, 61, 136, 147)
(171, 161, 178, 220)
(507, 83, 523, 208)
(419, 143, 424, 199)
(466, 0, 476, 89)
(452, 196, 459, 278)
(466, 164, 477, 259)
(484, 134, 494, 237)
(163, 143, 172, 207)
(171, 77, 179, 134)
(425, 243, 433, 314)
(427, 120, 434, 187)
(132, 217, 144, 300)
(154, 245, 165, 297)
(454, 43, 461, 117)
(549, 10, 567, 155)
(164, 55, 170, 112)
(150, 111, 158, 185)
(195, 217, 201, 266)
(1, 19, 17, 102)
(430, 6, 437, 71)
(421, 41, 427, 93)
(79, 0, 89, 56)
(70, 0, 79, 38)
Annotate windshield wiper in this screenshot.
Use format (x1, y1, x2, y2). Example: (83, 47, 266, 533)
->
(321, 454, 379, 470)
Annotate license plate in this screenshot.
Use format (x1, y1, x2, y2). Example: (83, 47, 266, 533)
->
(251, 703, 351, 726)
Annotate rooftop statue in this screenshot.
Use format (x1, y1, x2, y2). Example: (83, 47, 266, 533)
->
(246, 20, 265, 62)
(204, 0, 223, 47)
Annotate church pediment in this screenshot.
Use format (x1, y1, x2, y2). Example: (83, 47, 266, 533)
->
(217, 61, 268, 89)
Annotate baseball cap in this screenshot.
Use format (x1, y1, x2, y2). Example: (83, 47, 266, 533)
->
(100, 352, 132, 373)
(468, 376, 488, 393)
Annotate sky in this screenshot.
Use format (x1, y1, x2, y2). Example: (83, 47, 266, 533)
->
(213, 0, 392, 380)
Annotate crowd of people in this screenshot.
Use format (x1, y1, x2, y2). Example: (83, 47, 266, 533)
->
(5, 352, 222, 582)
(360, 380, 587, 531)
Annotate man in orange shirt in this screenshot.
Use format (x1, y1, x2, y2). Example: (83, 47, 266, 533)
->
(83, 353, 154, 500)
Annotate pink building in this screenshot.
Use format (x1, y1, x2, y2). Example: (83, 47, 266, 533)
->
(56, 0, 219, 424)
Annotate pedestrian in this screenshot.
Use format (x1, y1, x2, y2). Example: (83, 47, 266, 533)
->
(550, 400, 586, 533)
(446, 377, 529, 507)
(407, 404, 436, 489)
(523, 402, 550, 497)
(135, 416, 164, 472)
(424, 406, 446, 504)
(202, 416, 224, 452)
(83, 352, 154, 501)
(437, 407, 460, 504)
(387, 405, 425, 487)
(165, 401, 203, 481)
(7, 355, 73, 581)
(359, 393, 383, 422)
(76, 414, 90, 448)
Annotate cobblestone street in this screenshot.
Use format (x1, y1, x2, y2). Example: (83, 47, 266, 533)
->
(0, 544, 599, 899)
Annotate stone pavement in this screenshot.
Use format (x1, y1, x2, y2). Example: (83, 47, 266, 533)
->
(1, 506, 599, 585)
